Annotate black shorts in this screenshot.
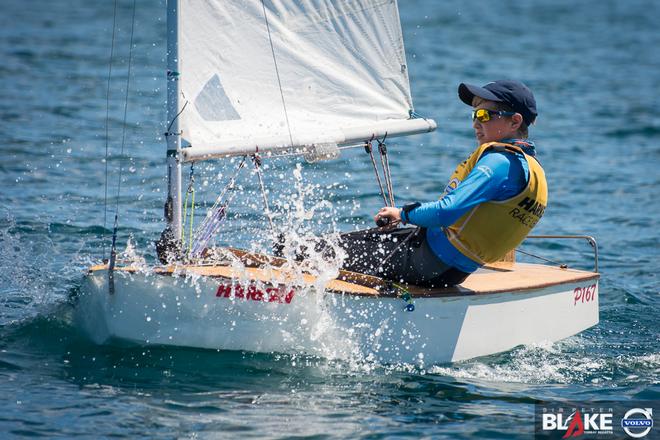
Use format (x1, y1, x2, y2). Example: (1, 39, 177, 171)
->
(338, 227, 470, 287)
(275, 227, 470, 288)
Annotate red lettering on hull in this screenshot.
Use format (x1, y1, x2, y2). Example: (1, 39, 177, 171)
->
(215, 283, 295, 304)
(573, 283, 597, 306)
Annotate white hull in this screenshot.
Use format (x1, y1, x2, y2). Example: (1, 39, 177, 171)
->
(76, 267, 599, 364)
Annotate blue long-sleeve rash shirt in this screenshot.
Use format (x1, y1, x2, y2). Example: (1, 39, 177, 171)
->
(402, 139, 536, 273)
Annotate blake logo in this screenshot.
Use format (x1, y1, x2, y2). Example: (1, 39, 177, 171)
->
(541, 407, 613, 438)
(563, 411, 585, 438)
(621, 408, 653, 438)
(542, 410, 587, 438)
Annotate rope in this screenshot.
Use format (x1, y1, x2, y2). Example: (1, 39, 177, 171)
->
(377, 134, 395, 206)
(188, 188, 195, 255)
(378, 146, 391, 204)
(515, 248, 567, 268)
(365, 134, 397, 208)
(190, 157, 247, 257)
(103, 0, 119, 260)
(182, 187, 189, 243)
(181, 163, 195, 255)
(378, 227, 419, 269)
(365, 141, 389, 206)
(109, 0, 137, 272)
(195, 157, 246, 234)
(260, 1, 295, 149)
(392, 283, 415, 312)
(165, 100, 188, 136)
(252, 153, 276, 234)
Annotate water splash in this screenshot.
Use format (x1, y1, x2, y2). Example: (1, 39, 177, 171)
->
(0, 211, 65, 325)
(118, 235, 146, 268)
(426, 335, 660, 390)
(73, 161, 372, 365)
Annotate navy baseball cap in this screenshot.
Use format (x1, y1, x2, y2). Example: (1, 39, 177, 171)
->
(458, 80, 537, 126)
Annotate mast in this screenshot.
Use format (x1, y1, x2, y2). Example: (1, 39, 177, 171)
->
(165, 0, 182, 242)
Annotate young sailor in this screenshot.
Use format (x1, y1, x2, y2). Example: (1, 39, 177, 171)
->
(340, 79, 548, 287)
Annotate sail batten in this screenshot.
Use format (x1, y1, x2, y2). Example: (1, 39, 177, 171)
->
(178, 0, 433, 157)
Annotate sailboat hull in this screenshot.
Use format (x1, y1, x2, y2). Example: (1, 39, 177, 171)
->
(76, 266, 599, 364)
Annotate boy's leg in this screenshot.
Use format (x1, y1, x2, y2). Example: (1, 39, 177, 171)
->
(398, 235, 470, 287)
(274, 227, 453, 284)
(340, 228, 420, 278)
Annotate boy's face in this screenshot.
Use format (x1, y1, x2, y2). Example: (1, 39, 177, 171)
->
(471, 97, 519, 145)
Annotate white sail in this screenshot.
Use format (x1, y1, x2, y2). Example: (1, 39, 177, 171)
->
(177, 0, 435, 161)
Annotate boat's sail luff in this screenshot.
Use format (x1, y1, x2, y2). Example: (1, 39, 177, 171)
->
(179, 0, 424, 156)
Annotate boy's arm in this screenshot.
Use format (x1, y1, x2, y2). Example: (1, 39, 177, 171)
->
(402, 152, 517, 227)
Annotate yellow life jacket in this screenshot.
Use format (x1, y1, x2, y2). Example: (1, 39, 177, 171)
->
(444, 141, 548, 265)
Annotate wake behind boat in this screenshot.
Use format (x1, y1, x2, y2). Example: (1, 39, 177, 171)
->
(76, 0, 600, 364)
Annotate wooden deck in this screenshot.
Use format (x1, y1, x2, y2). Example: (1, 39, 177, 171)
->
(89, 246, 599, 298)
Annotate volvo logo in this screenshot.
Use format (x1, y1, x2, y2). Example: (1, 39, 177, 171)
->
(621, 408, 653, 438)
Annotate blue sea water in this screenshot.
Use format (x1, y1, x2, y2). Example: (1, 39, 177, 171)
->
(1, 0, 659, 438)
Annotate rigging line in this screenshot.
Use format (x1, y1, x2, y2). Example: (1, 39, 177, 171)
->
(377, 227, 419, 269)
(252, 154, 276, 235)
(377, 135, 395, 206)
(103, 0, 119, 260)
(378, 150, 392, 205)
(380, 134, 394, 206)
(190, 169, 245, 258)
(378, 134, 394, 206)
(195, 156, 247, 234)
(365, 141, 389, 206)
(109, 0, 137, 271)
(384, 152, 395, 206)
(181, 163, 195, 244)
(515, 248, 567, 268)
(166, 100, 188, 135)
(260, 1, 295, 149)
(190, 157, 247, 254)
(188, 187, 195, 256)
(190, 178, 244, 257)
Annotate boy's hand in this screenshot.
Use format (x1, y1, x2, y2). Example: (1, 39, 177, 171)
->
(374, 207, 401, 226)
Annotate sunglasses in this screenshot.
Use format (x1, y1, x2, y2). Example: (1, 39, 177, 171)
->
(472, 108, 516, 123)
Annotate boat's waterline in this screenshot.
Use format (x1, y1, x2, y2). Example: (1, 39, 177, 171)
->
(76, 266, 599, 365)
